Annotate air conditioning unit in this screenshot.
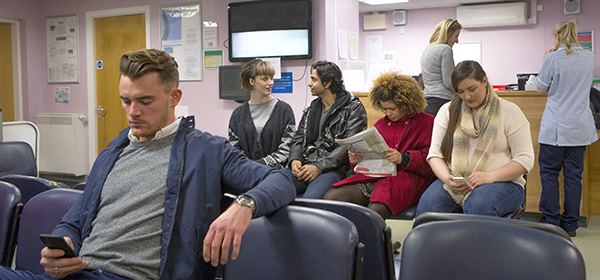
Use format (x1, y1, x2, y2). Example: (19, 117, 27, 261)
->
(457, 2, 528, 28)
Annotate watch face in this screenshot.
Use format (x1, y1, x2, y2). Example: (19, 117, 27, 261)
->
(236, 195, 256, 212)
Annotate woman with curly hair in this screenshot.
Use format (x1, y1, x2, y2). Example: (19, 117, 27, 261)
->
(416, 61, 534, 217)
(324, 71, 435, 219)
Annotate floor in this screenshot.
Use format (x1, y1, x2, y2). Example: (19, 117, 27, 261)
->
(386, 214, 600, 279)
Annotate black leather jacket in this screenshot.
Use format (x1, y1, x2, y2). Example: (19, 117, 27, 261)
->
(289, 90, 367, 176)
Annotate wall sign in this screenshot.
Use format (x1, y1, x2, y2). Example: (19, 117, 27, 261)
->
(160, 3, 203, 81)
(46, 14, 79, 83)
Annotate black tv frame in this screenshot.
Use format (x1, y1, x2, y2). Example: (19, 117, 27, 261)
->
(228, 0, 313, 62)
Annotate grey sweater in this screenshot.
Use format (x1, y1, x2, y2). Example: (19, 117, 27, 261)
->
(78, 133, 175, 280)
(420, 43, 456, 101)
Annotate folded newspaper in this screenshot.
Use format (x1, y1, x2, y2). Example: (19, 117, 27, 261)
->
(335, 127, 396, 177)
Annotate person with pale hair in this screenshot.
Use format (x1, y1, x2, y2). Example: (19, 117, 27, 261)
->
(420, 19, 462, 116)
(416, 61, 534, 218)
(536, 21, 597, 237)
(228, 58, 296, 169)
(325, 71, 435, 219)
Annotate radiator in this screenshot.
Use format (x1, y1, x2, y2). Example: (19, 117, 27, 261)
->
(36, 113, 86, 176)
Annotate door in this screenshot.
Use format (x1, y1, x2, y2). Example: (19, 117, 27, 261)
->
(94, 14, 146, 153)
(0, 22, 14, 122)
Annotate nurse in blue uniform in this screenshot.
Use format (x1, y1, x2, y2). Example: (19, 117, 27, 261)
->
(535, 21, 597, 237)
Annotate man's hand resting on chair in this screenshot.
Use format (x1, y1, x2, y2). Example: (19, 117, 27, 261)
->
(203, 203, 252, 267)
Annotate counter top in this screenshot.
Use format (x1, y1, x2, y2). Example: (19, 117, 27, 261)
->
(495, 90, 546, 97)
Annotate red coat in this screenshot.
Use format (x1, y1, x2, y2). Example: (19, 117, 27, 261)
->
(333, 112, 435, 215)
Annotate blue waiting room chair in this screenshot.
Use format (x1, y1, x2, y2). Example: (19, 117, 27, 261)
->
(223, 205, 364, 280)
(0, 174, 69, 205)
(292, 198, 396, 280)
(398, 218, 585, 280)
(0, 141, 37, 178)
(0, 181, 23, 267)
(14, 188, 83, 274)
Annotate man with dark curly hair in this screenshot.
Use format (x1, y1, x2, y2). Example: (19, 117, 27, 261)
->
(283, 61, 367, 198)
(325, 71, 435, 219)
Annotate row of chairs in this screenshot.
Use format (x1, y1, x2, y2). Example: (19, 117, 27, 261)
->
(0, 182, 82, 272)
(0, 184, 585, 279)
(225, 198, 585, 280)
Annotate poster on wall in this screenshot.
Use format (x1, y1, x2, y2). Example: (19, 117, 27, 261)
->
(160, 2, 203, 81)
(46, 14, 79, 83)
(578, 31, 594, 53)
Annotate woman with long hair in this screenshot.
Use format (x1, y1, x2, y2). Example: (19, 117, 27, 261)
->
(325, 71, 435, 219)
(420, 19, 462, 116)
(536, 21, 597, 237)
(416, 61, 534, 217)
(228, 58, 295, 169)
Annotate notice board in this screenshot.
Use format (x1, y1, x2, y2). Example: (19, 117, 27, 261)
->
(160, 3, 203, 81)
(46, 14, 79, 83)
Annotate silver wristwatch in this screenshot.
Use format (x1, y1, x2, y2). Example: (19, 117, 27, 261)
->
(235, 195, 256, 215)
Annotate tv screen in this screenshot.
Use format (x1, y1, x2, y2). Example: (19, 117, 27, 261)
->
(228, 0, 313, 62)
(219, 65, 251, 102)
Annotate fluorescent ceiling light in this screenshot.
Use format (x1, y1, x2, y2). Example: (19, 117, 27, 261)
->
(359, 0, 409, 5)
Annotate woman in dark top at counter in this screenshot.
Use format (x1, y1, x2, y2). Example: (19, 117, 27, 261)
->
(420, 19, 462, 116)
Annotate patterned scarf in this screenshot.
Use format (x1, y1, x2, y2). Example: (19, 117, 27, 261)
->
(443, 89, 500, 206)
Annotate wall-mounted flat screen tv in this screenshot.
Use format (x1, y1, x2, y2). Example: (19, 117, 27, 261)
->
(219, 65, 251, 102)
(228, 0, 313, 62)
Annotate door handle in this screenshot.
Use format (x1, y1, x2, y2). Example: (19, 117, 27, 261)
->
(97, 105, 106, 119)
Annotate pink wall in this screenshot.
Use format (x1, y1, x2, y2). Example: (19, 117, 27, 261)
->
(359, 0, 599, 85)
(0, 0, 45, 120)
(3, 0, 597, 173)
(0, 0, 359, 171)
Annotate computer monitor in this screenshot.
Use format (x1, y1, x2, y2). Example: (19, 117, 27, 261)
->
(219, 65, 251, 102)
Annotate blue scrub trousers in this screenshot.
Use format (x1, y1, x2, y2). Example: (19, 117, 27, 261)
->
(538, 144, 586, 232)
(281, 167, 344, 198)
(416, 179, 524, 217)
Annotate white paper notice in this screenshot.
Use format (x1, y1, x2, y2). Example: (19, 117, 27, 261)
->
(46, 15, 79, 83)
(161, 4, 202, 81)
(349, 31, 358, 60)
(338, 29, 349, 59)
(203, 21, 218, 49)
(366, 35, 383, 62)
(261, 57, 281, 80)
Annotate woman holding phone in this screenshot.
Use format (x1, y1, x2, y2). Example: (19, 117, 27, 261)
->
(416, 61, 534, 217)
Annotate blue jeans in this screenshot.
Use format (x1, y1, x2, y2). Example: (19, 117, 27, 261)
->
(281, 167, 344, 198)
(416, 179, 524, 217)
(539, 144, 586, 232)
(0, 268, 131, 280)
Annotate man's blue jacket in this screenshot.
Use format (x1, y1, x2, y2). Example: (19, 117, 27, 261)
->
(52, 116, 296, 280)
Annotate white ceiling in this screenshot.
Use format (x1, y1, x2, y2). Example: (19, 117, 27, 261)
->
(359, 0, 519, 13)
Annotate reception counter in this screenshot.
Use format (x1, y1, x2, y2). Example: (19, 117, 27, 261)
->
(498, 91, 600, 226)
(355, 91, 600, 224)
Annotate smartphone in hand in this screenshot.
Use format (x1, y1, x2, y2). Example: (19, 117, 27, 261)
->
(452, 177, 471, 187)
(39, 234, 77, 258)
